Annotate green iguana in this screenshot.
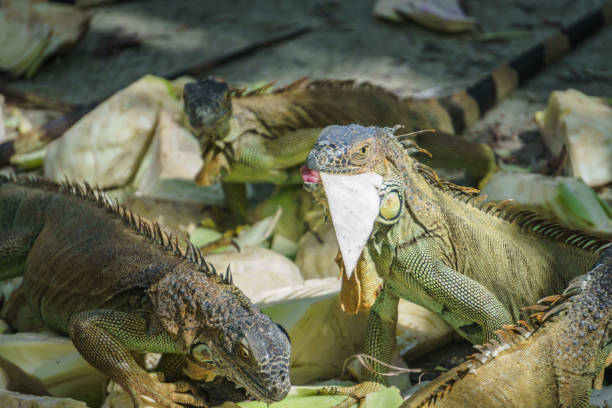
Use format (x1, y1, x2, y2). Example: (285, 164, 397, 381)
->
(0, 175, 291, 407)
(402, 247, 612, 408)
(182, 3, 612, 186)
(324, 248, 612, 408)
(300, 124, 611, 392)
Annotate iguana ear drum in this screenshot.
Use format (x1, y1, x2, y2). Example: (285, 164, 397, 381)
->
(379, 190, 402, 222)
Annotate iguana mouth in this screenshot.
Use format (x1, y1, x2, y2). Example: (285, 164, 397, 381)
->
(300, 165, 321, 184)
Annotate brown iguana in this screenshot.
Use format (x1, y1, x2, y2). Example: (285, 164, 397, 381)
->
(400, 247, 612, 408)
(0, 175, 291, 407)
(300, 124, 611, 393)
(182, 3, 612, 186)
(322, 248, 612, 408)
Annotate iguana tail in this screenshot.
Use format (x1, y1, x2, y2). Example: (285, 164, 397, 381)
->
(239, 3, 612, 143)
(440, 3, 612, 134)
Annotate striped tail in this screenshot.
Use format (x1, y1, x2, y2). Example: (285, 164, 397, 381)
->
(440, 3, 612, 134)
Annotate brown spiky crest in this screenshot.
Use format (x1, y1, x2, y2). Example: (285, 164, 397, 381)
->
(232, 81, 276, 98)
(417, 279, 587, 407)
(1, 174, 235, 286)
(272, 78, 402, 102)
(396, 140, 611, 255)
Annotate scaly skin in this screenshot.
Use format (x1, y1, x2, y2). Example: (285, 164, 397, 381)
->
(183, 77, 496, 186)
(0, 175, 291, 407)
(182, 4, 612, 187)
(401, 247, 612, 408)
(301, 124, 611, 389)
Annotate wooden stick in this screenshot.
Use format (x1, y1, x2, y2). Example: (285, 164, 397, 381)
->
(0, 87, 76, 113)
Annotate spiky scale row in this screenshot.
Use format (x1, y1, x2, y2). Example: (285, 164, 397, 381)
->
(412, 321, 535, 408)
(0, 175, 235, 286)
(409, 152, 611, 254)
(273, 78, 402, 104)
(408, 252, 610, 408)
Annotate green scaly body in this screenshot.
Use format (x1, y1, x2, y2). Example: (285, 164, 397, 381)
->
(302, 125, 611, 386)
(0, 175, 291, 407)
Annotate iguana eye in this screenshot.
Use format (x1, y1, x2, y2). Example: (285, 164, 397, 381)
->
(238, 344, 251, 360)
(351, 144, 370, 163)
(191, 343, 212, 362)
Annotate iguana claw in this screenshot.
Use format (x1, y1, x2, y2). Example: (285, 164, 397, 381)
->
(129, 372, 209, 408)
(318, 381, 385, 408)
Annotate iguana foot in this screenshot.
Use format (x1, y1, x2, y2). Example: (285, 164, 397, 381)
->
(196, 149, 230, 186)
(127, 372, 208, 408)
(318, 381, 385, 408)
(183, 356, 217, 382)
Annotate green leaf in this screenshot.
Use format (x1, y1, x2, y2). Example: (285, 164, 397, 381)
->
(362, 387, 403, 408)
(556, 182, 596, 228)
(10, 149, 46, 170)
(220, 385, 403, 408)
(235, 207, 282, 248)
(190, 227, 223, 248)
(235, 395, 351, 408)
(595, 194, 612, 219)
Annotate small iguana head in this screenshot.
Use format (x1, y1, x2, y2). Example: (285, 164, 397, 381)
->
(183, 76, 232, 144)
(150, 270, 291, 402)
(301, 124, 406, 279)
(302, 124, 396, 176)
(205, 314, 291, 402)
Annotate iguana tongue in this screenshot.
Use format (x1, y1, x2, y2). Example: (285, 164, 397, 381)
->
(320, 172, 383, 279)
(300, 166, 321, 183)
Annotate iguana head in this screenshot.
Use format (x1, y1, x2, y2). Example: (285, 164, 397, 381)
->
(149, 270, 291, 402)
(183, 76, 232, 145)
(205, 314, 291, 402)
(301, 124, 406, 280)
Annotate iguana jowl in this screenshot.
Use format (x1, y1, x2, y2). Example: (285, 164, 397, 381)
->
(401, 247, 612, 408)
(0, 176, 291, 407)
(301, 124, 611, 386)
(183, 4, 612, 186)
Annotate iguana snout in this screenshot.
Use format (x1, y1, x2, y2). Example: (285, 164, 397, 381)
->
(183, 76, 232, 143)
(209, 315, 292, 402)
(149, 269, 291, 402)
(303, 124, 385, 176)
(299, 165, 320, 184)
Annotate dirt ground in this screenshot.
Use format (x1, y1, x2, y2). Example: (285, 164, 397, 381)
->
(2, 0, 612, 144)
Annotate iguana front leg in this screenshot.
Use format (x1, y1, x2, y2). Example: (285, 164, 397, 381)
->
(68, 310, 207, 408)
(317, 286, 397, 408)
(393, 240, 514, 343)
(320, 241, 516, 406)
(363, 286, 398, 384)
